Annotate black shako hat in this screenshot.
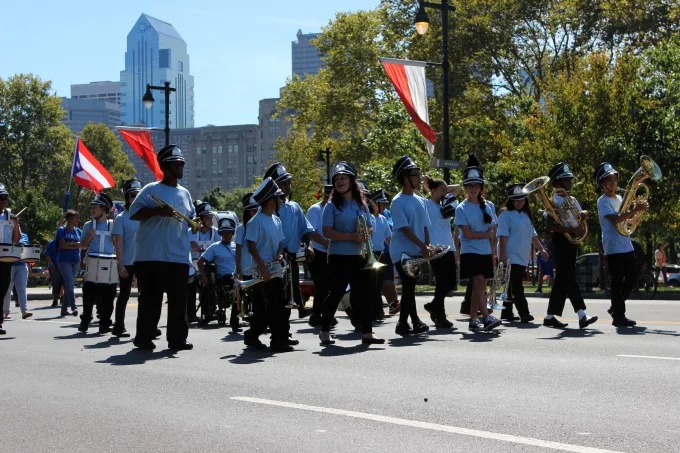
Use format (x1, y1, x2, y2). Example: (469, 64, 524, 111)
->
(593, 162, 619, 186)
(241, 192, 258, 210)
(369, 189, 388, 203)
(157, 144, 185, 165)
(122, 178, 142, 196)
(218, 213, 238, 233)
(330, 161, 357, 181)
(253, 177, 284, 206)
(91, 192, 113, 211)
(462, 154, 484, 185)
(392, 156, 419, 182)
(263, 162, 292, 183)
(195, 202, 214, 217)
(548, 162, 574, 183)
(440, 194, 458, 219)
(506, 183, 527, 200)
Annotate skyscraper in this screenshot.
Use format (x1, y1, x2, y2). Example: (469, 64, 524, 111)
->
(120, 14, 194, 129)
(71, 81, 121, 104)
(292, 29, 324, 78)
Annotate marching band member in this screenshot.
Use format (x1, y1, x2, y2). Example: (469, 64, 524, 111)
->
(390, 156, 432, 336)
(454, 155, 502, 332)
(198, 213, 241, 332)
(235, 192, 257, 282)
(318, 162, 384, 345)
(497, 184, 548, 323)
(111, 178, 142, 338)
(305, 184, 333, 327)
(263, 163, 315, 319)
(56, 210, 81, 318)
(191, 201, 220, 323)
(371, 189, 400, 315)
(544, 162, 597, 329)
(78, 193, 117, 333)
(245, 177, 296, 352)
(3, 233, 31, 320)
(368, 189, 394, 319)
(44, 238, 64, 308)
(0, 184, 21, 335)
(130, 144, 195, 351)
(595, 162, 646, 327)
(423, 176, 460, 328)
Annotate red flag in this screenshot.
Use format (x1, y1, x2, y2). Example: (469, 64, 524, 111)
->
(381, 58, 436, 156)
(119, 129, 163, 181)
(71, 137, 115, 193)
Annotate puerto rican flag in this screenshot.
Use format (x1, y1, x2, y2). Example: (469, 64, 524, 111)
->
(71, 137, 115, 193)
(381, 58, 436, 156)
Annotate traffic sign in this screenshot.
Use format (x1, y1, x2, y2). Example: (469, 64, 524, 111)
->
(430, 158, 464, 170)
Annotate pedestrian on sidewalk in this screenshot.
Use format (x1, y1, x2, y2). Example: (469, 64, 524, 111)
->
(0, 183, 23, 335)
(3, 233, 32, 320)
(56, 210, 82, 317)
(44, 238, 64, 308)
(654, 243, 670, 288)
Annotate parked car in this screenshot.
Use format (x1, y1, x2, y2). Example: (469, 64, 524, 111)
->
(575, 253, 600, 289)
(668, 272, 680, 287)
(27, 266, 50, 287)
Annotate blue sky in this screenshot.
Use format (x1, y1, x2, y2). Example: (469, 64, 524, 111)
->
(0, 0, 380, 126)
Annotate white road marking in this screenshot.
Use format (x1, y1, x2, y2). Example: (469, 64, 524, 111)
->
(617, 354, 680, 361)
(231, 397, 624, 453)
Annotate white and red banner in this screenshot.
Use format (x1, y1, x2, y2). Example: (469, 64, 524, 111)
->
(71, 137, 115, 193)
(119, 128, 163, 181)
(381, 58, 436, 156)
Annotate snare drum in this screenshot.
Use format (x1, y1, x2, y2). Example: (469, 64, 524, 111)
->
(0, 243, 22, 263)
(84, 254, 119, 285)
(20, 244, 42, 263)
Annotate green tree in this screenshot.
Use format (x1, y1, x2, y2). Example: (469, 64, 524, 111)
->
(200, 185, 257, 215)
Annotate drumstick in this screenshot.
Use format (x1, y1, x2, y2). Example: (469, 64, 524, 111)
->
(13, 207, 27, 217)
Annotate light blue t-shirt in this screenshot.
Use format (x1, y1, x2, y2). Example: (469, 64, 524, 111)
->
(497, 209, 537, 267)
(201, 241, 237, 277)
(425, 198, 455, 250)
(455, 199, 497, 255)
(322, 199, 373, 256)
(234, 224, 253, 273)
(191, 227, 219, 260)
(389, 192, 431, 262)
(244, 211, 285, 262)
(597, 194, 634, 255)
(371, 213, 392, 252)
(277, 199, 314, 253)
(82, 219, 115, 256)
(112, 210, 139, 266)
(306, 202, 328, 253)
(129, 181, 195, 264)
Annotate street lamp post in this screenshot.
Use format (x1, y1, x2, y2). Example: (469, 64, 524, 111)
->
(415, 0, 456, 183)
(143, 81, 176, 147)
(317, 148, 331, 183)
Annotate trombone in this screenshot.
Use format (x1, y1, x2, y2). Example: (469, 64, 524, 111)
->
(151, 194, 200, 233)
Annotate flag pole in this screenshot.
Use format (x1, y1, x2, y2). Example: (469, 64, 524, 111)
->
(64, 137, 79, 212)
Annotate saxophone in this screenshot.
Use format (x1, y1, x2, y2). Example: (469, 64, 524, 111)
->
(615, 155, 662, 236)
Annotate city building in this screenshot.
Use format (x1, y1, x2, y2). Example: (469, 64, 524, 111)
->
(70, 81, 121, 104)
(258, 98, 292, 168)
(292, 29, 324, 78)
(120, 13, 194, 129)
(60, 97, 121, 134)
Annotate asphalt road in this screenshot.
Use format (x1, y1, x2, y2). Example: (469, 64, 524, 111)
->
(1, 296, 679, 453)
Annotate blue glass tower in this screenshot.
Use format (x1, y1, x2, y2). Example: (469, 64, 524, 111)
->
(120, 14, 194, 129)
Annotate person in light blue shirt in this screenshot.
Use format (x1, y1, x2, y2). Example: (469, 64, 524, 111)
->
(595, 161, 649, 327)
(235, 193, 257, 278)
(421, 176, 460, 328)
(264, 162, 315, 319)
(190, 201, 220, 324)
(455, 154, 502, 332)
(78, 193, 117, 333)
(129, 144, 195, 351)
(305, 185, 332, 327)
(497, 183, 548, 324)
(3, 233, 31, 319)
(366, 189, 398, 321)
(111, 178, 142, 338)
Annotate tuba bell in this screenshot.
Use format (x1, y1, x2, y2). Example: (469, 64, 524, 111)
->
(400, 245, 451, 278)
(522, 176, 587, 244)
(615, 155, 661, 236)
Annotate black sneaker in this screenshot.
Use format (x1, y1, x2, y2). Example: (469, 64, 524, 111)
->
(133, 340, 156, 350)
(270, 341, 294, 352)
(244, 338, 268, 349)
(579, 315, 598, 329)
(168, 342, 193, 351)
(412, 320, 430, 334)
(395, 322, 413, 336)
(111, 327, 130, 338)
(60, 310, 68, 317)
(287, 337, 300, 346)
(612, 317, 637, 327)
(388, 301, 400, 315)
(0, 326, 5, 335)
(468, 318, 482, 331)
(434, 317, 455, 329)
(98, 325, 112, 334)
(78, 322, 88, 333)
(50, 301, 59, 308)
(70, 310, 78, 317)
(543, 317, 568, 328)
(484, 316, 502, 331)
(520, 314, 535, 323)
(500, 310, 519, 322)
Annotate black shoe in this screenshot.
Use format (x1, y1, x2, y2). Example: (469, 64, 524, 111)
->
(520, 314, 535, 323)
(579, 315, 598, 329)
(231, 324, 243, 333)
(395, 322, 413, 336)
(133, 340, 156, 350)
(187, 316, 198, 324)
(78, 322, 88, 333)
(361, 336, 385, 345)
(543, 317, 568, 328)
(468, 318, 482, 331)
(412, 320, 429, 334)
(51, 301, 59, 308)
(71, 310, 78, 317)
(168, 342, 193, 351)
(0, 326, 5, 335)
(111, 327, 130, 338)
(424, 302, 436, 322)
(308, 313, 322, 327)
(287, 338, 300, 346)
(60, 311, 68, 317)
(483, 316, 502, 331)
(244, 338, 268, 349)
(434, 317, 455, 329)
(612, 317, 637, 327)
(330, 318, 339, 328)
(297, 307, 311, 319)
(500, 310, 519, 322)
(98, 325, 112, 334)
(270, 341, 294, 352)
(154, 328, 162, 339)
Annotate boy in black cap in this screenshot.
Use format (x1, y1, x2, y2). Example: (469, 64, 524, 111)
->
(0, 184, 21, 335)
(130, 145, 195, 351)
(595, 162, 649, 327)
(543, 163, 597, 329)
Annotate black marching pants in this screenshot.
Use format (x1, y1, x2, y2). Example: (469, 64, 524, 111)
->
(547, 235, 586, 316)
(186, 277, 198, 321)
(507, 264, 530, 317)
(607, 251, 636, 319)
(82, 282, 116, 328)
(430, 251, 457, 316)
(114, 265, 135, 330)
(134, 261, 189, 345)
(395, 262, 419, 325)
(247, 277, 290, 344)
(320, 255, 373, 334)
(307, 250, 329, 316)
(286, 253, 305, 311)
(0, 262, 12, 327)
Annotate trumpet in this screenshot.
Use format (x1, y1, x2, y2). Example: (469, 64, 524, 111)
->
(400, 245, 450, 278)
(487, 259, 510, 311)
(151, 194, 200, 233)
(356, 215, 386, 270)
(522, 176, 587, 244)
(615, 155, 661, 236)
